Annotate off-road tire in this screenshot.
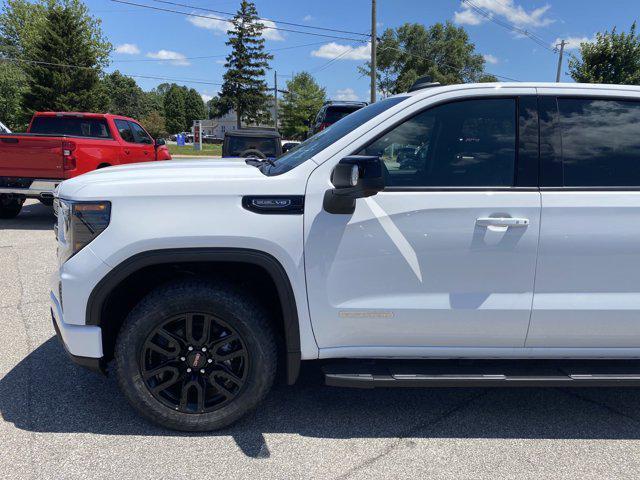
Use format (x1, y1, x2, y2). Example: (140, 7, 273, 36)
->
(0, 195, 24, 219)
(114, 279, 277, 431)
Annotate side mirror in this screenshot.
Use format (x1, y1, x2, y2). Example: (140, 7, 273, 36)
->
(323, 155, 385, 214)
(155, 138, 166, 148)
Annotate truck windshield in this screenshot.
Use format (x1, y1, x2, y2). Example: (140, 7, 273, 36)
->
(30, 116, 111, 138)
(263, 96, 409, 176)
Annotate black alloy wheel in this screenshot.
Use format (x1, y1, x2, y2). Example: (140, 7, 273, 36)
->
(140, 312, 249, 414)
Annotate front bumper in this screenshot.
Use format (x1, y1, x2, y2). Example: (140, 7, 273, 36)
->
(50, 288, 106, 375)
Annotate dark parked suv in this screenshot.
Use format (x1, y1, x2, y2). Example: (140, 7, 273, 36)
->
(222, 128, 282, 160)
(310, 101, 368, 135)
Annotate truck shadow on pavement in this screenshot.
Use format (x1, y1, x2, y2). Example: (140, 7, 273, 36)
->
(3, 337, 640, 458)
(1, 200, 55, 231)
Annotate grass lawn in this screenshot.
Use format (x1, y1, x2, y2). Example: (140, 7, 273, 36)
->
(168, 144, 222, 157)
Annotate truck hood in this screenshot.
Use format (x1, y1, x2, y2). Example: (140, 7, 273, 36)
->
(57, 158, 297, 199)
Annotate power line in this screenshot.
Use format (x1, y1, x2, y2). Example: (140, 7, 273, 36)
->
(460, 0, 557, 53)
(0, 57, 225, 85)
(377, 45, 522, 82)
(150, 0, 370, 38)
(111, 41, 329, 63)
(110, 0, 369, 43)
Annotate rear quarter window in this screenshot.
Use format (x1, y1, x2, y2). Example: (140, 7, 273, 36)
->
(324, 106, 364, 123)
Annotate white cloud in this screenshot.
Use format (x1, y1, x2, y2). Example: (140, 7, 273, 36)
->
(303, 14, 313, 22)
(552, 35, 596, 51)
(201, 93, 214, 102)
(311, 42, 371, 61)
(454, 0, 554, 28)
(259, 19, 285, 41)
(115, 43, 140, 55)
(334, 88, 360, 101)
(215, 59, 226, 65)
(483, 54, 499, 64)
(188, 13, 284, 41)
(146, 50, 190, 66)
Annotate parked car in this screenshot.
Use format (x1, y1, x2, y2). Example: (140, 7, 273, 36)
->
(222, 127, 282, 159)
(0, 112, 171, 218)
(0, 121, 11, 134)
(50, 80, 640, 432)
(310, 100, 368, 135)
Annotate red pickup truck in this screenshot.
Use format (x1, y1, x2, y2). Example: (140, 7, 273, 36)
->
(0, 112, 171, 218)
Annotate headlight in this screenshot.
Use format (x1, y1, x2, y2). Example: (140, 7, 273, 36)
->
(58, 199, 111, 263)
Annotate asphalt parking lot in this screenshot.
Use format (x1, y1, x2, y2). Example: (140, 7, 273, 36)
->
(2, 201, 640, 479)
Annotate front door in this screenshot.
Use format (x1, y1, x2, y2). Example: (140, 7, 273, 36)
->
(115, 119, 155, 164)
(305, 96, 541, 353)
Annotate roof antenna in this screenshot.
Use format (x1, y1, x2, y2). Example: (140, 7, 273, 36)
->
(408, 76, 441, 92)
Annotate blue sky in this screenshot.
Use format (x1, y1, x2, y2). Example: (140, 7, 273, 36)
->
(86, 0, 639, 102)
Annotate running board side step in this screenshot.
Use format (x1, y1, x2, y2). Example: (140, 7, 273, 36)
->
(323, 360, 640, 388)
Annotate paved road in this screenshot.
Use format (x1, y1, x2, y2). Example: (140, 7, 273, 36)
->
(2, 201, 640, 479)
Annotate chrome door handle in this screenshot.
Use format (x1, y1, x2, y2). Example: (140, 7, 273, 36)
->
(476, 217, 529, 227)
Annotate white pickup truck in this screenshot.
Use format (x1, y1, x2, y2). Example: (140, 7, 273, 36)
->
(51, 81, 640, 431)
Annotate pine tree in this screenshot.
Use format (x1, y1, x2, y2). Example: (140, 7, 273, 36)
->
(21, 0, 111, 114)
(184, 88, 206, 130)
(217, 0, 272, 128)
(163, 84, 186, 134)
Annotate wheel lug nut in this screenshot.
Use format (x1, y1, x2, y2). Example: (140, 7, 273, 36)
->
(200, 369, 205, 374)
(188, 346, 194, 351)
(186, 368, 192, 373)
(180, 357, 186, 361)
(207, 359, 213, 364)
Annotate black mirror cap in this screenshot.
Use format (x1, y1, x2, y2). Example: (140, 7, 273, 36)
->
(155, 138, 166, 147)
(324, 155, 385, 214)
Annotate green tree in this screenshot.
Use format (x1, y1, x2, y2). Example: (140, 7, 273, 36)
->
(360, 22, 496, 95)
(0, 0, 47, 57)
(183, 88, 206, 130)
(141, 110, 168, 139)
(280, 72, 326, 139)
(0, 62, 28, 129)
(20, 0, 111, 114)
(217, 0, 272, 128)
(569, 23, 640, 85)
(101, 70, 147, 118)
(163, 83, 186, 134)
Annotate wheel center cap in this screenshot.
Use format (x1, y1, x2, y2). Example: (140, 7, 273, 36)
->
(187, 351, 206, 369)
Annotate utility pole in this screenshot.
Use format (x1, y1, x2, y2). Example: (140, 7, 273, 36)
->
(555, 39, 566, 82)
(274, 70, 278, 129)
(370, 0, 377, 103)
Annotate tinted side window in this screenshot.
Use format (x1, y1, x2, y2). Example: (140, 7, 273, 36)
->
(129, 121, 153, 144)
(558, 98, 640, 186)
(359, 98, 517, 187)
(115, 119, 134, 143)
(30, 116, 111, 138)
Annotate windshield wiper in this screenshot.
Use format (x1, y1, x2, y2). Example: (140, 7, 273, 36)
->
(245, 157, 275, 167)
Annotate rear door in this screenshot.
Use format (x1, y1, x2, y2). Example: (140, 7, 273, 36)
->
(528, 93, 640, 348)
(0, 136, 63, 178)
(114, 119, 154, 164)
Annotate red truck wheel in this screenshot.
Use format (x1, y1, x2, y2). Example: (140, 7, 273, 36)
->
(0, 195, 24, 219)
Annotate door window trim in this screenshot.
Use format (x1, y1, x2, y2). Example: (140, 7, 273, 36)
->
(351, 95, 539, 192)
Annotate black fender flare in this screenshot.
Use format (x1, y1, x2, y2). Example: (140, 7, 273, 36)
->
(86, 248, 301, 384)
